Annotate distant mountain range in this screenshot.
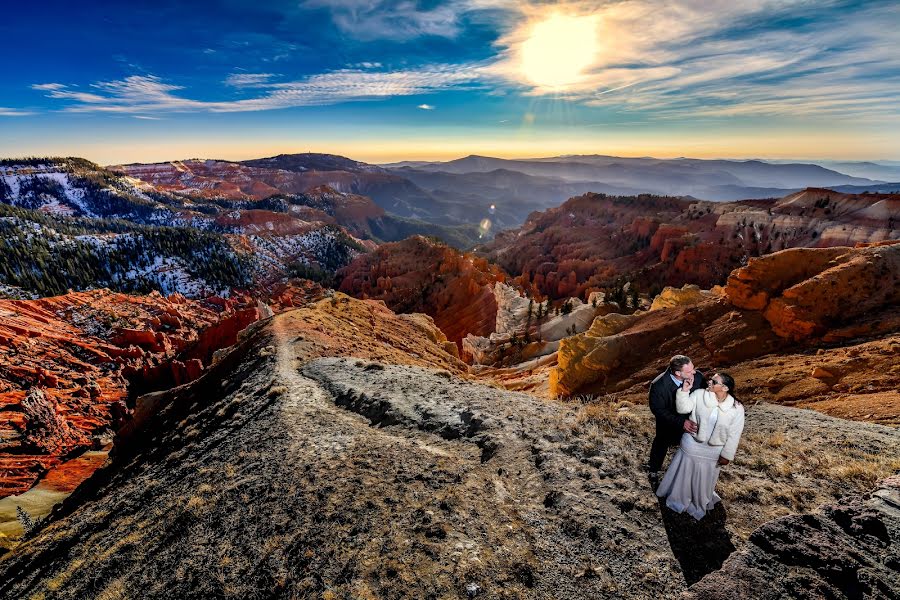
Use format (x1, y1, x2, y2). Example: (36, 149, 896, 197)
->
(383, 154, 900, 226)
(767, 159, 900, 182)
(106, 152, 900, 235)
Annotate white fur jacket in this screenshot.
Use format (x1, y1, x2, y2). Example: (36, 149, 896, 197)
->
(675, 388, 745, 461)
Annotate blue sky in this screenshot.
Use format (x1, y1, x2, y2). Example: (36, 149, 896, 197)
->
(1, 0, 899, 164)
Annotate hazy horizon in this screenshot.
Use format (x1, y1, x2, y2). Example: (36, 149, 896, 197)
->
(3, 147, 900, 169)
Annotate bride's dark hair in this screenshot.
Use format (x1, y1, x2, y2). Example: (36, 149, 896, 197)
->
(716, 372, 738, 404)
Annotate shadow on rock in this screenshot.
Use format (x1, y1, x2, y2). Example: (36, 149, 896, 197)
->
(657, 498, 736, 586)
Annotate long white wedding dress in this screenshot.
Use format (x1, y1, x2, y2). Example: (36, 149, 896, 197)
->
(655, 408, 722, 520)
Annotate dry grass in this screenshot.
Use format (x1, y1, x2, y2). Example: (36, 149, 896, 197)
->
(720, 426, 900, 537)
(568, 395, 649, 459)
(563, 391, 899, 542)
(572, 396, 648, 434)
(739, 431, 900, 490)
(95, 578, 128, 600)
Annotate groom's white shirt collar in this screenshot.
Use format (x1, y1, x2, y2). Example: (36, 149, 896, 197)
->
(670, 373, 683, 386)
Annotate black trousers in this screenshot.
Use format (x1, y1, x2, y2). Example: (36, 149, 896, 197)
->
(648, 425, 682, 472)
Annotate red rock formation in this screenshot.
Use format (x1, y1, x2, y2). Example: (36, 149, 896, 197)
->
(256, 279, 328, 312)
(0, 289, 263, 497)
(727, 242, 900, 340)
(482, 189, 899, 300)
(111, 160, 391, 215)
(338, 236, 506, 346)
(301, 185, 385, 238)
(111, 160, 295, 200)
(550, 242, 900, 400)
(181, 308, 260, 365)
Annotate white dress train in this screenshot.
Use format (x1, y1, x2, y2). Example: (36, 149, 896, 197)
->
(656, 411, 722, 520)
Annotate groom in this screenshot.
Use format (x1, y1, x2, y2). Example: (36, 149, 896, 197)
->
(646, 354, 706, 489)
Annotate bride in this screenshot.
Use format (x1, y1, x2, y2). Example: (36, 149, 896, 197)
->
(655, 372, 745, 520)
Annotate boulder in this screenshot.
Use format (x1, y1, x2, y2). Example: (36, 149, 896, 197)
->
(650, 284, 714, 311)
(685, 478, 900, 599)
(762, 243, 900, 340)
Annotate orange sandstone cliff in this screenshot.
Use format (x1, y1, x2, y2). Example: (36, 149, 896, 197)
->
(337, 236, 506, 347)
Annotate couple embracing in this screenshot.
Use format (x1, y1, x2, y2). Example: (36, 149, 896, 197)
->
(647, 355, 745, 520)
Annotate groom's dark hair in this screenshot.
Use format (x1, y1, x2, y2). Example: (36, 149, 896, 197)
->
(669, 355, 692, 373)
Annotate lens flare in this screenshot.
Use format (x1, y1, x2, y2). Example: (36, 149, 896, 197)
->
(478, 218, 492, 239)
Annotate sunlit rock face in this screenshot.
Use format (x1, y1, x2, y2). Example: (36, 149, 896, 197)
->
(493, 282, 532, 335)
(550, 242, 900, 398)
(462, 285, 608, 366)
(649, 284, 718, 311)
(337, 236, 506, 347)
(727, 242, 900, 341)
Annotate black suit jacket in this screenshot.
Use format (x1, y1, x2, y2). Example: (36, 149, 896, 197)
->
(649, 368, 707, 434)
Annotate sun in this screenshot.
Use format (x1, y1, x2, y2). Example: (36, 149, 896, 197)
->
(520, 14, 598, 89)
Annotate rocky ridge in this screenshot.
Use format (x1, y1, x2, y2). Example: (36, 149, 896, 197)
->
(0, 296, 896, 598)
(685, 476, 900, 599)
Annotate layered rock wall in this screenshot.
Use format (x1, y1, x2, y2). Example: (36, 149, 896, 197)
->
(482, 189, 900, 299)
(0, 289, 262, 497)
(550, 243, 900, 397)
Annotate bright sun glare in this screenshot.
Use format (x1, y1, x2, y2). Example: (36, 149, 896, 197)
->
(520, 14, 598, 89)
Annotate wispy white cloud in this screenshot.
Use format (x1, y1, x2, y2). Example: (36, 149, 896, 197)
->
(417, 103, 435, 110)
(33, 81, 113, 103)
(486, 0, 900, 121)
(31, 83, 66, 91)
(300, 0, 518, 41)
(34, 67, 486, 114)
(302, 0, 465, 41)
(225, 73, 276, 87)
(0, 107, 35, 116)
